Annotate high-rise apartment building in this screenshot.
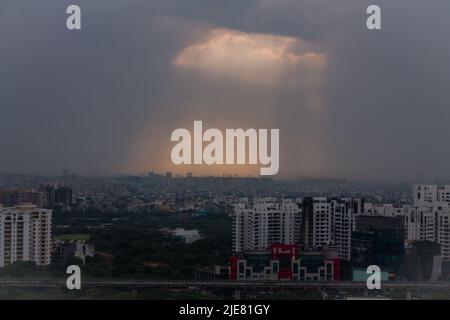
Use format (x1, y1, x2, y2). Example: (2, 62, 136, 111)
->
(331, 198, 363, 261)
(364, 203, 403, 217)
(413, 184, 450, 206)
(404, 205, 450, 260)
(0, 189, 45, 208)
(232, 198, 300, 253)
(42, 185, 73, 211)
(311, 197, 332, 248)
(297, 197, 362, 260)
(0, 204, 52, 267)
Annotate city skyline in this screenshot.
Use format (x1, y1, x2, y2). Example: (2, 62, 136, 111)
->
(3, 169, 450, 186)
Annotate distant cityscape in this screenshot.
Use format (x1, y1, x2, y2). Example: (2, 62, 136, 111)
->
(1, 171, 450, 298)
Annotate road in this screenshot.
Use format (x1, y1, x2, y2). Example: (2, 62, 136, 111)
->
(0, 279, 450, 290)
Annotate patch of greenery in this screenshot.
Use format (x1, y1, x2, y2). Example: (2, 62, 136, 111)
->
(52, 210, 232, 280)
(54, 233, 91, 241)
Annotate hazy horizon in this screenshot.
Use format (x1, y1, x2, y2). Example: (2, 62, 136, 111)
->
(0, 169, 445, 186)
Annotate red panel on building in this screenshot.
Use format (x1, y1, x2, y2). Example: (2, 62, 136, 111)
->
(271, 244, 298, 280)
(271, 244, 298, 259)
(229, 256, 238, 280)
(332, 258, 340, 281)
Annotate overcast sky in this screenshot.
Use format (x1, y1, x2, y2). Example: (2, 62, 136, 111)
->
(1, 0, 449, 182)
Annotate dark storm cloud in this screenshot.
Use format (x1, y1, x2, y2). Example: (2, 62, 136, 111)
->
(324, 0, 450, 182)
(0, 0, 185, 175)
(0, 0, 449, 181)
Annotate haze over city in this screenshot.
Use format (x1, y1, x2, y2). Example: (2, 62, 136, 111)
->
(1, 0, 450, 182)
